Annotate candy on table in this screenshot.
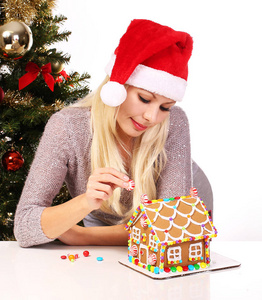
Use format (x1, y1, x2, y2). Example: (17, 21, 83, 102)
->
(126, 180, 135, 191)
(97, 257, 103, 262)
(68, 254, 75, 262)
(61, 250, 90, 261)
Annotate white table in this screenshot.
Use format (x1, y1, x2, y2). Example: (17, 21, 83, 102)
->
(0, 241, 260, 300)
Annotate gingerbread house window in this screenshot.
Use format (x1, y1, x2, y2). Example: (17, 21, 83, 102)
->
(132, 227, 141, 241)
(149, 234, 157, 249)
(167, 246, 181, 262)
(189, 242, 202, 259)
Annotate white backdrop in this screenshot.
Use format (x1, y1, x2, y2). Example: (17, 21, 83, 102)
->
(53, 0, 262, 241)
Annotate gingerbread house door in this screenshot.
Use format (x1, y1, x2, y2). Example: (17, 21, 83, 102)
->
(139, 244, 148, 265)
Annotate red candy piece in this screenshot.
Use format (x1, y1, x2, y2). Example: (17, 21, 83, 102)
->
(164, 267, 171, 273)
(190, 187, 198, 197)
(126, 180, 135, 191)
(130, 245, 138, 256)
(61, 255, 67, 260)
(148, 253, 157, 266)
(183, 266, 189, 271)
(83, 250, 89, 257)
(140, 216, 148, 228)
(140, 194, 149, 205)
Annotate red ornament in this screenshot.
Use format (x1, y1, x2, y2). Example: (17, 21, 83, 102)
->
(2, 150, 24, 171)
(0, 87, 4, 103)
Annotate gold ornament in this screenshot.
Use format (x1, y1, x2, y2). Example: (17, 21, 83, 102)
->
(0, 21, 33, 59)
(51, 61, 65, 74)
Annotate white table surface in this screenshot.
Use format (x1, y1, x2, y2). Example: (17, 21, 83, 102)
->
(0, 240, 260, 300)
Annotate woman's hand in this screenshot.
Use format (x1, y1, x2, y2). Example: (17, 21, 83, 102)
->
(41, 168, 130, 241)
(84, 168, 130, 211)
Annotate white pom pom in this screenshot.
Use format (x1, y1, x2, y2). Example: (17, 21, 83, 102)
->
(100, 81, 127, 107)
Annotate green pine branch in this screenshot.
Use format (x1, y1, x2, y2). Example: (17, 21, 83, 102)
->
(0, 0, 91, 241)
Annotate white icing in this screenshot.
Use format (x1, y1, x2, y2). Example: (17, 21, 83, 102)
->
(189, 242, 202, 259)
(148, 234, 158, 249)
(167, 246, 182, 262)
(132, 226, 141, 241)
(142, 197, 215, 243)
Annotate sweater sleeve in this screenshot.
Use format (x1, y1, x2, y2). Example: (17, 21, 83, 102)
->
(14, 111, 70, 247)
(156, 106, 192, 198)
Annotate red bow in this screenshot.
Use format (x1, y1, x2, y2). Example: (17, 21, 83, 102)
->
(59, 69, 69, 80)
(19, 62, 55, 91)
(55, 69, 70, 83)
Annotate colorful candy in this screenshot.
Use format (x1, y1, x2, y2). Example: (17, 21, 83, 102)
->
(140, 194, 149, 205)
(190, 187, 198, 198)
(140, 216, 148, 228)
(126, 180, 135, 191)
(177, 266, 183, 272)
(130, 245, 138, 256)
(148, 253, 157, 266)
(97, 257, 103, 262)
(83, 250, 89, 257)
(68, 254, 75, 262)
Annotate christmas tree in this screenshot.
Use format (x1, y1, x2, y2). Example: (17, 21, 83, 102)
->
(0, 0, 91, 240)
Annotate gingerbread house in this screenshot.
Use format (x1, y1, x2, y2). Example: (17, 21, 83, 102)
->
(125, 190, 217, 274)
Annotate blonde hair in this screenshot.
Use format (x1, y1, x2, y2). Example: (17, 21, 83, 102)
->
(75, 76, 169, 221)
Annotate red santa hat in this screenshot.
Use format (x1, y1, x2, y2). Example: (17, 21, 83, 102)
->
(100, 19, 193, 107)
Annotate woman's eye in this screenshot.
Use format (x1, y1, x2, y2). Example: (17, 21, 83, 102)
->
(160, 106, 170, 112)
(139, 95, 150, 103)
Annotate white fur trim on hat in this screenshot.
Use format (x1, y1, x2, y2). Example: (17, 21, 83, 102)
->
(105, 54, 187, 102)
(100, 81, 127, 107)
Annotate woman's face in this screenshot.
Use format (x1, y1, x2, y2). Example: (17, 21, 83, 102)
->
(116, 86, 175, 142)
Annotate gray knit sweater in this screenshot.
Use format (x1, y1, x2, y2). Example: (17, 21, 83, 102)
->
(14, 106, 194, 247)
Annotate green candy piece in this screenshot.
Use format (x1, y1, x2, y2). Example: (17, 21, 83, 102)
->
(170, 266, 177, 272)
(194, 264, 200, 270)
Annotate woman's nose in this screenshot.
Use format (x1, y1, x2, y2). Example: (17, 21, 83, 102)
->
(143, 106, 158, 123)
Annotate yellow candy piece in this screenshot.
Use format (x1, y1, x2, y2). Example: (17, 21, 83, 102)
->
(177, 266, 183, 272)
(200, 262, 207, 269)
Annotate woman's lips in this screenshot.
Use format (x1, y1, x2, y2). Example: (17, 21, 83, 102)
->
(131, 118, 148, 131)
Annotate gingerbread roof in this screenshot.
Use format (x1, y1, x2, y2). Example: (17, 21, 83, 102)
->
(126, 195, 217, 245)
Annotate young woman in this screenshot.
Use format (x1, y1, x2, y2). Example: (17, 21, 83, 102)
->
(14, 19, 213, 247)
